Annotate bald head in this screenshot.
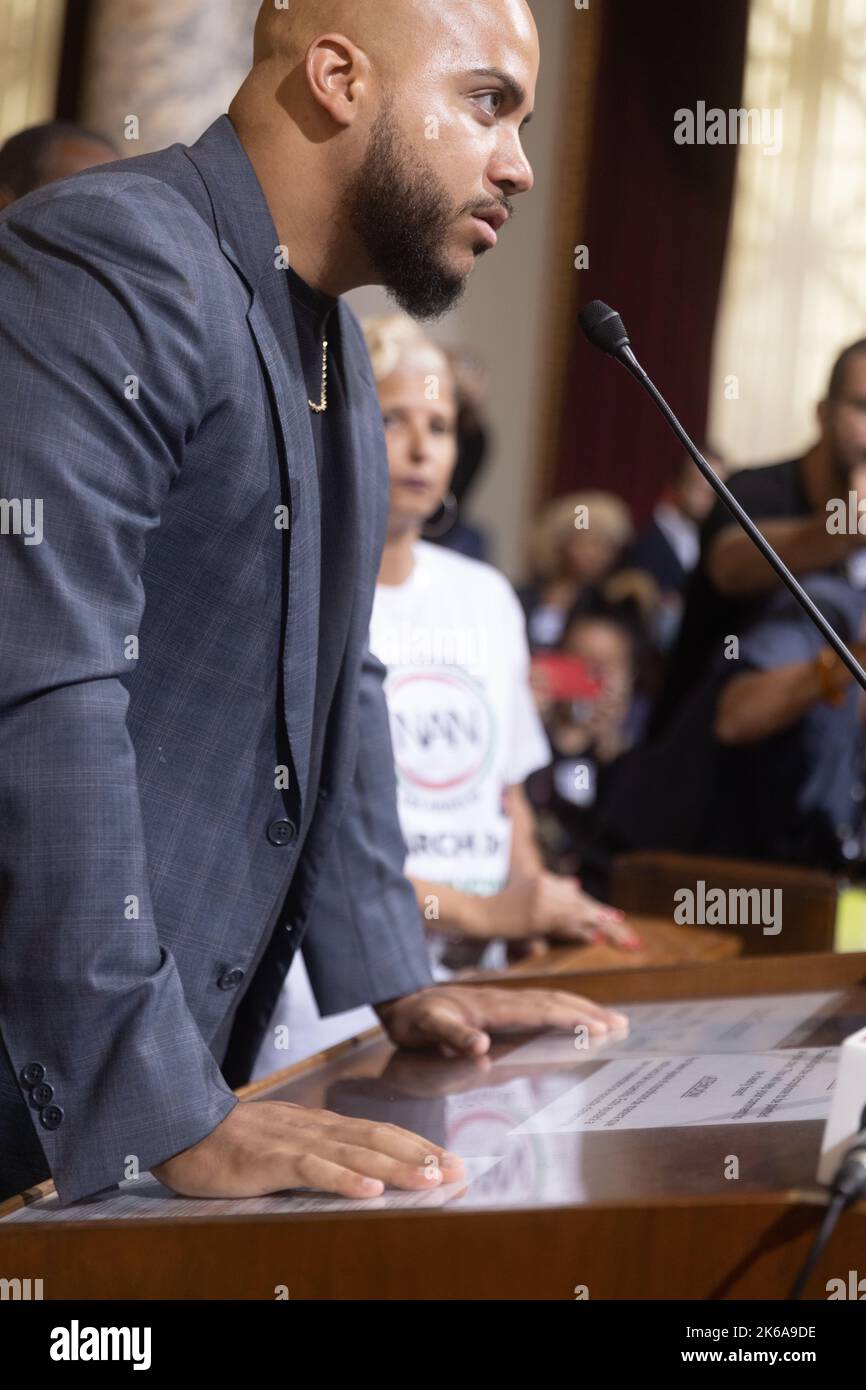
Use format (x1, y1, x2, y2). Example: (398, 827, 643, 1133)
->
(253, 0, 536, 90)
(236, 0, 539, 316)
(257, 0, 436, 76)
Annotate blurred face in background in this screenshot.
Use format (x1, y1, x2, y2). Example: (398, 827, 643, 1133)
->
(563, 617, 634, 696)
(560, 530, 622, 588)
(0, 131, 116, 210)
(820, 351, 866, 480)
(38, 136, 115, 187)
(379, 350, 459, 534)
(674, 454, 724, 524)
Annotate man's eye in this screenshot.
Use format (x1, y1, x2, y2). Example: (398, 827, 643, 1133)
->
(475, 92, 502, 117)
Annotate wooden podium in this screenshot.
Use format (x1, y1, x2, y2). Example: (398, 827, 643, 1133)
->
(2, 951, 865, 1300)
(493, 913, 742, 976)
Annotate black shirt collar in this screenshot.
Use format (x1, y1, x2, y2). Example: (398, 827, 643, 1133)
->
(286, 263, 338, 334)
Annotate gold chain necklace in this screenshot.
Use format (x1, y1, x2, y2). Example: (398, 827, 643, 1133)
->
(308, 338, 329, 413)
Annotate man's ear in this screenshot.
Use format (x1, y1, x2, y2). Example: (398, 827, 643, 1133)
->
(817, 397, 830, 436)
(0, 184, 15, 210)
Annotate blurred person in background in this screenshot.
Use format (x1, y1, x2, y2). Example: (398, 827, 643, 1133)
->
(601, 565, 670, 709)
(600, 573, 866, 872)
(427, 345, 491, 562)
(257, 317, 639, 1073)
(528, 595, 648, 893)
(519, 490, 633, 650)
(366, 319, 637, 963)
(655, 341, 866, 735)
(617, 447, 726, 653)
(0, 122, 117, 208)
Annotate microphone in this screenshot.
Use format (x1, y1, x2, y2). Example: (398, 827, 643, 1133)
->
(789, 1103, 866, 1298)
(831, 1120, 866, 1204)
(578, 299, 866, 694)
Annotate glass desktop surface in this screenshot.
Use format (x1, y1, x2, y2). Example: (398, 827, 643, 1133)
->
(267, 985, 866, 1213)
(5, 986, 865, 1224)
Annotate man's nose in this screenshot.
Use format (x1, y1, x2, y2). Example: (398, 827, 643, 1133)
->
(492, 138, 535, 198)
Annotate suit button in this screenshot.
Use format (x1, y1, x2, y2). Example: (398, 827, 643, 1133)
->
(40, 1105, 64, 1131)
(31, 1083, 54, 1108)
(20, 1062, 46, 1087)
(267, 818, 297, 847)
(218, 968, 245, 991)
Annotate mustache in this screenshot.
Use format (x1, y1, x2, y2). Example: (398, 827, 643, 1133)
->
(464, 198, 512, 222)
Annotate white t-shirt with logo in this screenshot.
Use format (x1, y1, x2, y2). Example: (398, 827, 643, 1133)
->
(370, 542, 550, 894)
(251, 542, 551, 1080)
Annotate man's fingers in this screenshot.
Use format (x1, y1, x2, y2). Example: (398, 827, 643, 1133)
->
(323, 1118, 462, 1174)
(289, 1151, 386, 1199)
(527, 989, 630, 1032)
(313, 1139, 460, 1190)
(379, 984, 629, 1063)
(525, 988, 630, 1032)
(465, 987, 628, 1034)
(274, 1115, 466, 1195)
(155, 1100, 467, 1202)
(284, 1109, 464, 1176)
(414, 999, 492, 1057)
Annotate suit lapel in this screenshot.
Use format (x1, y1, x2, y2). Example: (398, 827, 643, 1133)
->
(182, 120, 323, 804)
(247, 278, 321, 802)
(321, 303, 389, 779)
(181, 118, 386, 808)
(339, 301, 387, 613)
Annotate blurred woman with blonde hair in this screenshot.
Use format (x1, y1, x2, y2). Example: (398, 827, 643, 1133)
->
(262, 314, 639, 1069)
(521, 490, 634, 650)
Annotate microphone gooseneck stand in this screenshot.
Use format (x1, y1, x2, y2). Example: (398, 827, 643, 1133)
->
(578, 299, 866, 695)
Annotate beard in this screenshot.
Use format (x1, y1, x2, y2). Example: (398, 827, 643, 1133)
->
(346, 101, 478, 322)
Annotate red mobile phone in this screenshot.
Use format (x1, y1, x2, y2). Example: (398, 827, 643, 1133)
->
(531, 653, 603, 702)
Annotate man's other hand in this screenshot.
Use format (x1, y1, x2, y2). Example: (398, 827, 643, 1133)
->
(376, 985, 629, 1058)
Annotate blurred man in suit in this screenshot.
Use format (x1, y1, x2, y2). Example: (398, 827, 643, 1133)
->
(0, 0, 626, 1206)
(618, 449, 725, 638)
(615, 449, 725, 665)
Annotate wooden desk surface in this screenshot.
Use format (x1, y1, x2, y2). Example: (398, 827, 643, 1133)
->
(500, 914, 742, 976)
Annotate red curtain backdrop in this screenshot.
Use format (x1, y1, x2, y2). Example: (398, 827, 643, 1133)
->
(553, 0, 751, 526)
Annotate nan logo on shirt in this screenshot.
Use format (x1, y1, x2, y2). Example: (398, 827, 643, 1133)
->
(386, 666, 497, 807)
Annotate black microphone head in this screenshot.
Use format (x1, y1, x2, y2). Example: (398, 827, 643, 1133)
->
(579, 300, 631, 356)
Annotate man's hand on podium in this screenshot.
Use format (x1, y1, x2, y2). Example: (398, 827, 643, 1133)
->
(375, 985, 629, 1059)
(151, 991, 627, 1202)
(151, 1101, 464, 1200)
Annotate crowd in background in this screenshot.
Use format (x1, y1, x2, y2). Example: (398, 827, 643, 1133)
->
(428, 270, 866, 897)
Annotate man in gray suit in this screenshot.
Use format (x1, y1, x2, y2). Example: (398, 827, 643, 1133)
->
(0, 0, 626, 1206)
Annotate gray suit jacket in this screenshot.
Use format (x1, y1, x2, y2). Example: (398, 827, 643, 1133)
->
(0, 116, 432, 1204)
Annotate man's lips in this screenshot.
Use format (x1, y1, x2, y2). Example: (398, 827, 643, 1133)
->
(469, 208, 507, 247)
(471, 216, 498, 248)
